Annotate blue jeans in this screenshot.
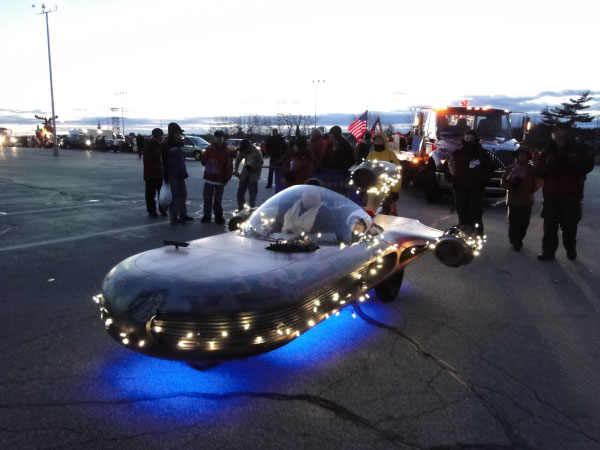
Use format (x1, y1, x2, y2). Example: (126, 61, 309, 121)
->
(168, 178, 187, 223)
(203, 182, 225, 219)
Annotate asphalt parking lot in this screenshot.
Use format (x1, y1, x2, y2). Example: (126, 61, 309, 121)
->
(1, 147, 599, 450)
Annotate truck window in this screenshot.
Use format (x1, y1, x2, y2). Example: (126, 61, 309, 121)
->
(436, 108, 511, 139)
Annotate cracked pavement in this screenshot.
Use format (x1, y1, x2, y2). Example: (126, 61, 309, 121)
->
(1, 148, 599, 449)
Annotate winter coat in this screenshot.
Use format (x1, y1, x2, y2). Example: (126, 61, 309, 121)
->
(265, 135, 288, 166)
(310, 136, 328, 169)
(324, 137, 356, 172)
(448, 141, 492, 189)
(163, 139, 187, 181)
(203, 143, 233, 185)
(282, 153, 315, 188)
(366, 133, 400, 166)
(356, 139, 373, 162)
(534, 139, 594, 198)
(501, 162, 537, 206)
(235, 147, 264, 183)
(143, 137, 164, 181)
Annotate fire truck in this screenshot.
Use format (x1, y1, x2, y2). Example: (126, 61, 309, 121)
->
(397, 105, 531, 202)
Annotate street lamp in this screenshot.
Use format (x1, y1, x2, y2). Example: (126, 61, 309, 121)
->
(34, 3, 58, 156)
(312, 80, 326, 128)
(116, 91, 127, 137)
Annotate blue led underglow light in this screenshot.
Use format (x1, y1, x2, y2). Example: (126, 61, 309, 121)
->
(99, 296, 401, 422)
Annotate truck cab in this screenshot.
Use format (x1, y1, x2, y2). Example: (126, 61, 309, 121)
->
(406, 106, 529, 202)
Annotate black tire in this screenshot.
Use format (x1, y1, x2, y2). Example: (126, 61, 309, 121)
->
(424, 165, 442, 203)
(374, 269, 404, 302)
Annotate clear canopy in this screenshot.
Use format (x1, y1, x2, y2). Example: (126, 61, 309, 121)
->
(241, 185, 374, 245)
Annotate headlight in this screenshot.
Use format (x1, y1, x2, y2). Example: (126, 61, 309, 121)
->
(10, 137, 17, 144)
(85, 139, 91, 146)
(0, 136, 5, 144)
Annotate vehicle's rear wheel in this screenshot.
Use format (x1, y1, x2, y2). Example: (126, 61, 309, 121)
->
(424, 164, 442, 203)
(194, 151, 201, 161)
(374, 269, 404, 302)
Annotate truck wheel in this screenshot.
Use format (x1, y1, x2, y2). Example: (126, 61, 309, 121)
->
(194, 151, 201, 161)
(424, 166, 442, 203)
(374, 269, 404, 302)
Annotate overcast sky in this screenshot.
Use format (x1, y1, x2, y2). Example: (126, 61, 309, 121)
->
(2, 0, 599, 134)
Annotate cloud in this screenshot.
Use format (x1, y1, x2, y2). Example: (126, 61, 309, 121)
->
(3, 90, 598, 135)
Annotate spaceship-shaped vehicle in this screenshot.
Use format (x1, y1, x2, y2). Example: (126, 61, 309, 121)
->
(94, 162, 483, 363)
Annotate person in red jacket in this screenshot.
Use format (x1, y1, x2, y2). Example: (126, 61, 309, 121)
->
(281, 137, 315, 188)
(201, 130, 233, 224)
(309, 128, 328, 170)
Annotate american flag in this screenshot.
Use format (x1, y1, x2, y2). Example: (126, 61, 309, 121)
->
(348, 111, 368, 139)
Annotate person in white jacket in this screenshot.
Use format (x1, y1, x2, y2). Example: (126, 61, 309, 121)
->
(234, 139, 264, 210)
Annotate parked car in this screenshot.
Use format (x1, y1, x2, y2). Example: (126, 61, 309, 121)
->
(182, 136, 210, 161)
(226, 138, 244, 157)
(0, 127, 17, 146)
(61, 129, 94, 149)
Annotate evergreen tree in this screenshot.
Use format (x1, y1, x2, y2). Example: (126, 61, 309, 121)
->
(541, 91, 593, 128)
(527, 91, 594, 149)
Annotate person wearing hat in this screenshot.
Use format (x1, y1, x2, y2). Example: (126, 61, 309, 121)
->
(142, 128, 167, 218)
(501, 145, 539, 251)
(534, 126, 594, 260)
(201, 130, 233, 224)
(163, 122, 193, 225)
(366, 131, 401, 215)
(448, 129, 492, 235)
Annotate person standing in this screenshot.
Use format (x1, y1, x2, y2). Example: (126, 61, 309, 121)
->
(163, 122, 193, 225)
(143, 128, 167, 218)
(356, 131, 374, 162)
(234, 139, 263, 210)
(281, 137, 315, 188)
(448, 129, 492, 235)
(201, 130, 233, 224)
(366, 132, 401, 215)
(534, 127, 594, 260)
(136, 133, 145, 158)
(324, 125, 356, 172)
(309, 128, 328, 170)
(264, 128, 287, 188)
(500, 146, 538, 251)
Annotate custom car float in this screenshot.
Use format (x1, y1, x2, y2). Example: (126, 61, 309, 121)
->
(94, 161, 483, 363)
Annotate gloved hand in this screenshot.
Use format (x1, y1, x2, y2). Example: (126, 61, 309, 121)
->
(389, 192, 400, 202)
(244, 165, 251, 171)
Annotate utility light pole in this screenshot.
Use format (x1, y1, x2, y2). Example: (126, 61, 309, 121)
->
(117, 91, 127, 137)
(34, 3, 59, 156)
(312, 80, 325, 128)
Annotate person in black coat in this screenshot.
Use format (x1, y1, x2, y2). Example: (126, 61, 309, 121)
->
(143, 128, 166, 217)
(163, 122, 193, 225)
(356, 131, 373, 163)
(264, 128, 288, 188)
(534, 127, 594, 260)
(448, 130, 492, 235)
(324, 125, 356, 172)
